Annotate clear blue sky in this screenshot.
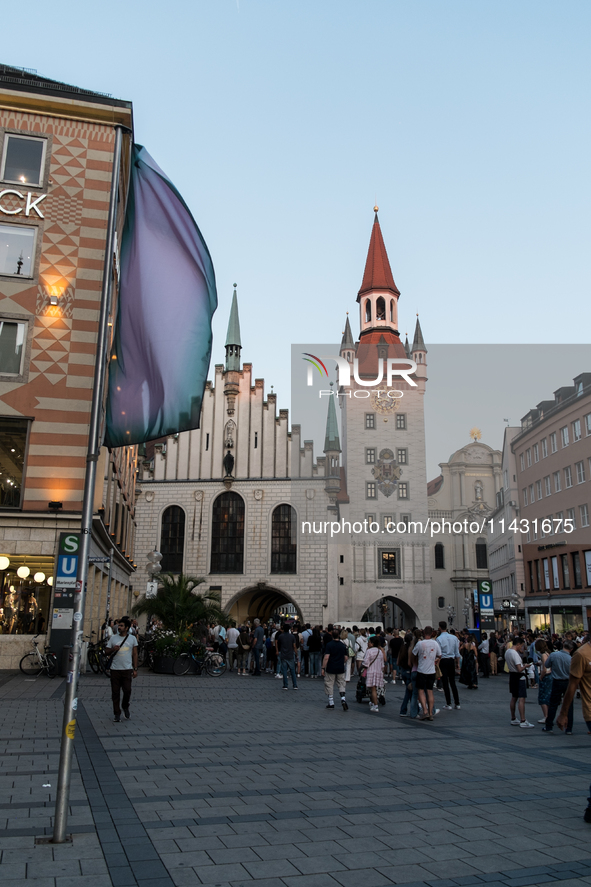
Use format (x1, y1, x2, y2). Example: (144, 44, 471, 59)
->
(9, 0, 591, 450)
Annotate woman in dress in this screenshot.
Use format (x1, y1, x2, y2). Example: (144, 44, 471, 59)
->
(460, 635, 479, 689)
(536, 639, 552, 723)
(362, 635, 387, 713)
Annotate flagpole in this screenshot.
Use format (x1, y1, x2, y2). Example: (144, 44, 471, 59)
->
(52, 124, 123, 844)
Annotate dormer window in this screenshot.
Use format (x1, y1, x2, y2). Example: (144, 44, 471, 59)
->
(376, 297, 385, 320)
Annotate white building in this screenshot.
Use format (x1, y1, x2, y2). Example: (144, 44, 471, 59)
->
(135, 213, 444, 627)
(427, 436, 502, 629)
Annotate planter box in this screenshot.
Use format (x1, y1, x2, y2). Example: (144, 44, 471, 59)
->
(152, 655, 176, 674)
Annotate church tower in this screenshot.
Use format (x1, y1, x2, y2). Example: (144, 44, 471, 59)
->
(336, 210, 432, 629)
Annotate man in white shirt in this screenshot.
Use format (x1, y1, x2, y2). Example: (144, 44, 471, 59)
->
(437, 621, 461, 711)
(505, 637, 535, 728)
(226, 625, 240, 670)
(412, 627, 442, 721)
(107, 616, 138, 723)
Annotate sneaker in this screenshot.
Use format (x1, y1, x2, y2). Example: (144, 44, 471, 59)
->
(537, 718, 546, 723)
(275, 674, 282, 679)
(342, 699, 349, 711)
(565, 731, 572, 735)
(443, 704, 453, 710)
(372, 704, 380, 713)
(123, 708, 130, 720)
(399, 712, 408, 717)
(433, 709, 440, 717)
(541, 727, 553, 733)
(113, 716, 121, 723)
(293, 687, 299, 690)
(326, 703, 334, 709)
(519, 720, 535, 728)
(510, 719, 521, 726)
(436, 687, 444, 692)
(454, 704, 461, 710)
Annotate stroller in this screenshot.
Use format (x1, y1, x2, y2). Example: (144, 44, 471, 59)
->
(355, 674, 386, 705)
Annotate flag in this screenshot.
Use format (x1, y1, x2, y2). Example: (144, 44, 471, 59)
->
(105, 144, 217, 447)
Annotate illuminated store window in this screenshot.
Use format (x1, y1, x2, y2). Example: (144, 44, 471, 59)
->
(0, 225, 36, 277)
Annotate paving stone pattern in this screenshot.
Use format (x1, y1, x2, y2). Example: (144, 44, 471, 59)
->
(0, 669, 590, 887)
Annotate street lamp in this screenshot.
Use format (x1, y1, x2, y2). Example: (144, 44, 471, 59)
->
(509, 591, 521, 629)
(447, 605, 455, 627)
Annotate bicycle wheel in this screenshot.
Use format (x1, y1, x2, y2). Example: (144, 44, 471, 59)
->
(136, 642, 146, 668)
(45, 653, 58, 678)
(173, 654, 192, 676)
(88, 650, 100, 674)
(20, 652, 43, 676)
(205, 653, 226, 676)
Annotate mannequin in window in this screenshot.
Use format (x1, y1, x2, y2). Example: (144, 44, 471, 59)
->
(223, 449, 235, 477)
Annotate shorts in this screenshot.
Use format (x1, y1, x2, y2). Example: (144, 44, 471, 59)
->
(509, 672, 527, 698)
(415, 672, 435, 691)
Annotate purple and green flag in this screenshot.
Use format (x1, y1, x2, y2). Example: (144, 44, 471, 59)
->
(105, 144, 217, 447)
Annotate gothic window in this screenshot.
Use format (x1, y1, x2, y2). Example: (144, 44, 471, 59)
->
(376, 297, 385, 320)
(434, 542, 445, 569)
(271, 504, 297, 573)
(365, 299, 371, 323)
(475, 537, 488, 569)
(160, 506, 186, 573)
(390, 299, 394, 322)
(210, 492, 244, 573)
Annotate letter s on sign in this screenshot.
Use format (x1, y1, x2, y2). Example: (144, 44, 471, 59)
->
(0, 189, 24, 214)
(63, 534, 79, 553)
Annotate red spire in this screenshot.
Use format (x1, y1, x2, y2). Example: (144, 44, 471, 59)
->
(358, 212, 400, 298)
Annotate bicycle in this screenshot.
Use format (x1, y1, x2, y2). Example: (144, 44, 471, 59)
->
(19, 636, 58, 678)
(86, 633, 110, 675)
(173, 645, 227, 677)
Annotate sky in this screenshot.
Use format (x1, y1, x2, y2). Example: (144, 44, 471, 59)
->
(8, 0, 591, 460)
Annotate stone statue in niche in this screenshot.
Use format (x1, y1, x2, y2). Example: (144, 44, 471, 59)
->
(475, 480, 483, 501)
(223, 449, 235, 477)
(225, 420, 235, 449)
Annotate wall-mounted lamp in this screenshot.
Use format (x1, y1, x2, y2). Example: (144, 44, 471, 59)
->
(48, 501, 63, 512)
(49, 294, 59, 306)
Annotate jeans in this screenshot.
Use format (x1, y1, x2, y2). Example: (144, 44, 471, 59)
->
(401, 670, 419, 717)
(281, 658, 298, 688)
(254, 647, 263, 675)
(309, 651, 321, 676)
(545, 678, 574, 732)
(398, 668, 411, 714)
(440, 658, 460, 706)
(110, 669, 133, 717)
(276, 654, 282, 675)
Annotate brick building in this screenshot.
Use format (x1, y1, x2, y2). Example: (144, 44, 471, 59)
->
(0, 65, 137, 666)
(512, 373, 591, 633)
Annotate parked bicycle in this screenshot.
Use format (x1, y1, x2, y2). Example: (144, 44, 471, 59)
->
(173, 644, 227, 676)
(86, 632, 110, 675)
(19, 636, 58, 678)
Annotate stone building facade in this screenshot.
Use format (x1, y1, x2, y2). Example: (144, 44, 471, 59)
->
(427, 436, 502, 629)
(0, 66, 137, 666)
(513, 373, 591, 633)
(136, 213, 441, 627)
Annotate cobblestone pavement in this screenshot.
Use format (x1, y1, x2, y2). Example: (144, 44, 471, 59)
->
(0, 668, 590, 887)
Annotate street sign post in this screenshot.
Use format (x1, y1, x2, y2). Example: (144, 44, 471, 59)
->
(50, 533, 81, 672)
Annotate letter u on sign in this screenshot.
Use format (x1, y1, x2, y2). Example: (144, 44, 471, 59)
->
(58, 556, 77, 576)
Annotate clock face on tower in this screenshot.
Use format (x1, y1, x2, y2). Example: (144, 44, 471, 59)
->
(370, 391, 400, 415)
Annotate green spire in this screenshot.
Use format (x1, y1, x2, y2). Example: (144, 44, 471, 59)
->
(225, 284, 242, 371)
(324, 385, 341, 453)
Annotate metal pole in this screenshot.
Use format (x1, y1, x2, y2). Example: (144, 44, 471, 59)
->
(52, 125, 123, 843)
(105, 552, 113, 623)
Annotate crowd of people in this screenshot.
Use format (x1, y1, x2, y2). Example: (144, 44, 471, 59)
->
(205, 619, 590, 731)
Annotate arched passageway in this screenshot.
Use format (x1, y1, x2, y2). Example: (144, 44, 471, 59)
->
(361, 595, 420, 631)
(225, 583, 303, 624)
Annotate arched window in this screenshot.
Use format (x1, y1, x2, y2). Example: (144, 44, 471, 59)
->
(390, 299, 394, 322)
(160, 506, 185, 573)
(475, 537, 488, 569)
(211, 492, 244, 573)
(437, 596, 445, 609)
(376, 297, 385, 320)
(271, 504, 297, 573)
(434, 542, 445, 569)
(365, 299, 371, 323)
